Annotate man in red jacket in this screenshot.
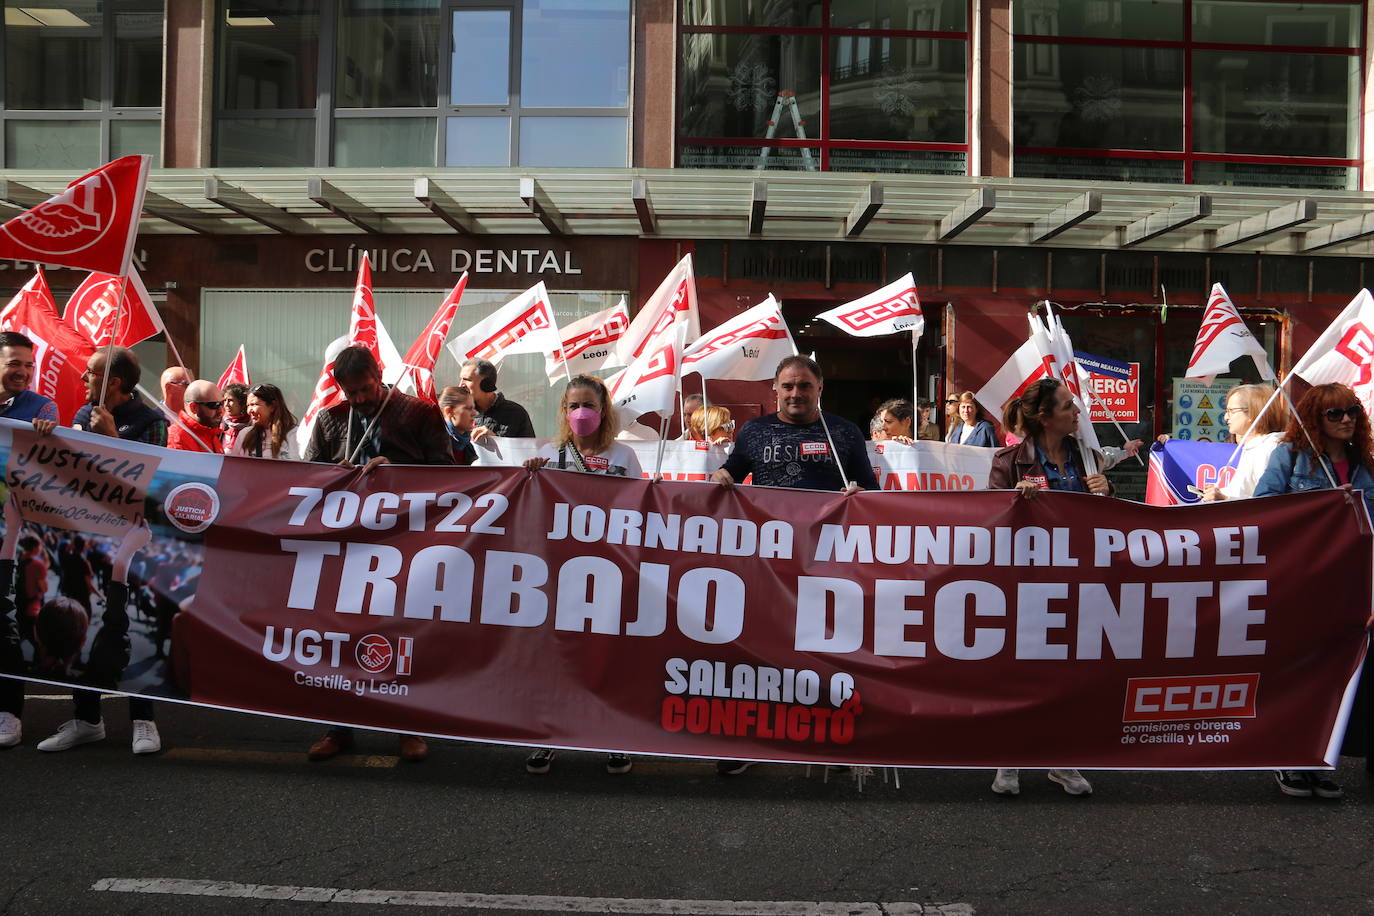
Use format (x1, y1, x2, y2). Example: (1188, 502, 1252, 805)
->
(167, 379, 225, 453)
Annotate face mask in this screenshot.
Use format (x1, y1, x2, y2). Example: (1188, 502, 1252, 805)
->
(568, 406, 601, 437)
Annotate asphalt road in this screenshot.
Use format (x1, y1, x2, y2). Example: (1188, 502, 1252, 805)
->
(2, 689, 1372, 916)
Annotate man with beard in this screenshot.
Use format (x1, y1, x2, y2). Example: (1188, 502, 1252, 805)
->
(302, 345, 452, 762)
(167, 379, 225, 453)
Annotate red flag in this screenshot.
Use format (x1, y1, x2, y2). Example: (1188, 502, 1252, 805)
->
(0, 268, 96, 424)
(0, 155, 149, 277)
(63, 266, 163, 348)
(399, 273, 467, 403)
(296, 254, 386, 446)
(217, 345, 250, 391)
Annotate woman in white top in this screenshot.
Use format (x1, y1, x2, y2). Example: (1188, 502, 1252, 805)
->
(228, 383, 298, 460)
(1201, 383, 1287, 501)
(521, 374, 638, 776)
(525, 374, 643, 479)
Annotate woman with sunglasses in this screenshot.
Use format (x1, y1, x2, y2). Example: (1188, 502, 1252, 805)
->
(228, 384, 298, 460)
(1254, 382, 1374, 798)
(1199, 384, 1287, 501)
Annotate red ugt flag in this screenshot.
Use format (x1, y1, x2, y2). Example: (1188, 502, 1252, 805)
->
(0, 268, 96, 424)
(0, 155, 150, 277)
(63, 266, 163, 348)
(217, 345, 250, 391)
(399, 273, 467, 403)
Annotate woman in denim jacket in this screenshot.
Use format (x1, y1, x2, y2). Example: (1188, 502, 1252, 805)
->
(1254, 382, 1374, 798)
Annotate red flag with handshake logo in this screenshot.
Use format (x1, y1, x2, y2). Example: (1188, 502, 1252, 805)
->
(0, 155, 150, 277)
(63, 267, 163, 348)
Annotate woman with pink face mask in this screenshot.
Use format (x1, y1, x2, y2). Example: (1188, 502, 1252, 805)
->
(524, 375, 643, 479)
(521, 374, 640, 776)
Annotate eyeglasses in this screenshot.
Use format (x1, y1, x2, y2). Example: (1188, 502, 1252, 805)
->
(1222, 406, 1247, 416)
(1323, 404, 1363, 422)
(191, 400, 223, 409)
(165, 380, 189, 388)
(945, 398, 957, 404)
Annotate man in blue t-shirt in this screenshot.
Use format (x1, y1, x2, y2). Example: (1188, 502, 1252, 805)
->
(713, 355, 877, 494)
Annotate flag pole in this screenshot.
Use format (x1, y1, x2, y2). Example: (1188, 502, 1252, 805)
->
(789, 339, 851, 491)
(96, 275, 128, 407)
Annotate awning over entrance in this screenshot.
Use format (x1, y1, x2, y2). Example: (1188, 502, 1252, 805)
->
(1, 168, 1373, 257)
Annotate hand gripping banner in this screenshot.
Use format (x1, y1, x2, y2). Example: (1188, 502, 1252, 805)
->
(0, 419, 1369, 770)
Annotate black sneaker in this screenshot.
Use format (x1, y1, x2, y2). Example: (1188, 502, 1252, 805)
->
(716, 759, 754, 776)
(1275, 770, 1314, 797)
(605, 754, 632, 774)
(1310, 773, 1344, 799)
(525, 748, 555, 774)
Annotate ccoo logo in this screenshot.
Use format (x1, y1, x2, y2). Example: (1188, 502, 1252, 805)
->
(355, 634, 394, 673)
(3, 173, 118, 256)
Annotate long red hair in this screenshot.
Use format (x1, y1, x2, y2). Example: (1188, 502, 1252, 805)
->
(1282, 383, 1374, 474)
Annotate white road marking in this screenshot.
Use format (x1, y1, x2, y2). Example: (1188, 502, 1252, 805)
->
(91, 878, 974, 915)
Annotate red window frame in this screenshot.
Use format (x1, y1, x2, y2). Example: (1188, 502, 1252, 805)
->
(676, 0, 974, 173)
(1012, 0, 1366, 188)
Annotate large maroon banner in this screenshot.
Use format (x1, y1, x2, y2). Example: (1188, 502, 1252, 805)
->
(188, 461, 1372, 770)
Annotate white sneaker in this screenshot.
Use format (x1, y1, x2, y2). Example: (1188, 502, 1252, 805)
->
(131, 719, 161, 755)
(0, 711, 20, 748)
(991, 768, 1020, 795)
(1048, 768, 1093, 796)
(38, 719, 105, 752)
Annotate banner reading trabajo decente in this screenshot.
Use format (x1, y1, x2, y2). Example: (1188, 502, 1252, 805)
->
(1, 419, 1369, 769)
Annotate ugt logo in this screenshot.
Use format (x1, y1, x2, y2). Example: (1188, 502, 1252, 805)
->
(355, 635, 415, 675)
(5, 173, 117, 256)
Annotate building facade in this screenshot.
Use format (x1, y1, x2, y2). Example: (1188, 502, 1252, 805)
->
(0, 0, 1372, 492)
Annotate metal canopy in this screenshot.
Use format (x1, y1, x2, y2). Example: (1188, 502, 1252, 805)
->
(2, 166, 1372, 257)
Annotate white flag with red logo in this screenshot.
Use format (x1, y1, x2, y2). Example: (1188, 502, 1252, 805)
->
(398, 273, 468, 403)
(814, 273, 923, 338)
(217, 345, 250, 391)
(615, 255, 700, 366)
(682, 295, 796, 382)
(0, 155, 150, 277)
(1292, 289, 1374, 400)
(447, 282, 562, 365)
(1185, 283, 1274, 385)
(1031, 311, 1103, 468)
(546, 297, 630, 383)
(607, 322, 689, 430)
(974, 336, 1057, 418)
(0, 268, 95, 424)
(63, 266, 163, 348)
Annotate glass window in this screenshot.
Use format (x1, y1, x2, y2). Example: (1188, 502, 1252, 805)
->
(1015, 153, 1185, 183)
(215, 117, 316, 165)
(1014, 45, 1183, 151)
(336, 0, 440, 108)
(522, 0, 629, 108)
(829, 37, 965, 142)
(446, 116, 511, 165)
(680, 34, 822, 139)
(1193, 161, 1357, 191)
(1015, 0, 1182, 41)
(335, 116, 436, 165)
(678, 144, 820, 169)
(519, 116, 626, 166)
(5, 120, 100, 168)
(829, 147, 965, 174)
(1193, 50, 1358, 159)
(220, 1, 321, 109)
(681, 0, 822, 28)
(831, 0, 966, 32)
(5, 2, 101, 110)
(1193, 0, 1359, 48)
(114, 1, 165, 107)
(451, 9, 511, 106)
(110, 118, 161, 164)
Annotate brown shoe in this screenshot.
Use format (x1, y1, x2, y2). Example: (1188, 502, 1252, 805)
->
(307, 732, 352, 761)
(398, 735, 428, 762)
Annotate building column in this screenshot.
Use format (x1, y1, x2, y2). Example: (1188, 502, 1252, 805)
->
(634, 0, 676, 168)
(976, 0, 1012, 177)
(163, 0, 214, 169)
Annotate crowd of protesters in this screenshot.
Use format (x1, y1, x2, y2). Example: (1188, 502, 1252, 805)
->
(0, 334, 1368, 803)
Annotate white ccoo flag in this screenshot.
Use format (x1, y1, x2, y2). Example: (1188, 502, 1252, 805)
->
(681, 295, 795, 382)
(1185, 283, 1274, 385)
(447, 282, 561, 365)
(814, 273, 922, 338)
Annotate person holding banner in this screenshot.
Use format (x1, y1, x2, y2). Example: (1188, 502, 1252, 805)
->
(229, 384, 298, 460)
(945, 393, 998, 448)
(1253, 382, 1374, 796)
(1200, 384, 1287, 502)
(167, 380, 226, 454)
(988, 378, 1106, 797)
(874, 398, 916, 444)
(0, 332, 58, 429)
(522, 373, 638, 775)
